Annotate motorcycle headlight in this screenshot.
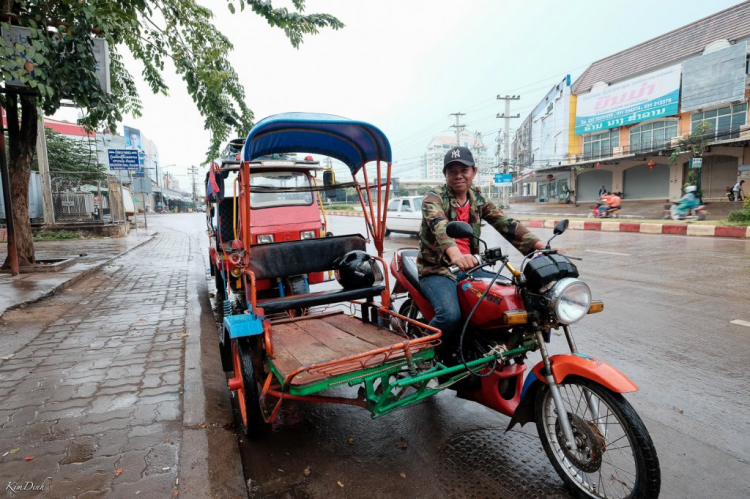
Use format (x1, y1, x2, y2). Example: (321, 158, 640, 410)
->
(547, 278, 591, 325)
(257, 234, 274, 244)
(300, 230, 316, 240)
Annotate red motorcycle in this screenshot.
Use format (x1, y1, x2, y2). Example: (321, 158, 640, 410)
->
(390, 220, 660, 498)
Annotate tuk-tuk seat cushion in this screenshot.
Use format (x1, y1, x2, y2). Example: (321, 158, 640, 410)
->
(250, 234, 381, 313)
(249, 235, 366, 280)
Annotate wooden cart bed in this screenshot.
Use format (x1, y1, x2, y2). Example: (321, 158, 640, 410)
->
(269, 313, 424, 387)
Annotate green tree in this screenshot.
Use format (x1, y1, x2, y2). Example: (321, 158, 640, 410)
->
(0, 0, 343, 267)
(669, 121, 713, 164)
(396, 186, 409, 197)
(669, 121, 713, 201)
(39, 128, 104, 174)
(416, 185, 433, 196)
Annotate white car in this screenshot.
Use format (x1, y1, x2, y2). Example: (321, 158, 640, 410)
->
(385, 196, 423, 236)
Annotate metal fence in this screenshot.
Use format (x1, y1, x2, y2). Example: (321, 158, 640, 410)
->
(0, 171, 128, 226)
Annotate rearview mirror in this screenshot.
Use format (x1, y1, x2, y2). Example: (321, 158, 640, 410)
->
(446, 221, 474, 239)
(553, 219, 569, 235)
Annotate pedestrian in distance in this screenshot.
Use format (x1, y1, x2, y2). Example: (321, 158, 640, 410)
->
(598, 185, 607, 197)
(733, 180, 745, 201)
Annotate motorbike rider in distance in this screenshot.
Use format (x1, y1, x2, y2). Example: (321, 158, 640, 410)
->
(673, 185, 699, 219)
(417, 146, 551, 364)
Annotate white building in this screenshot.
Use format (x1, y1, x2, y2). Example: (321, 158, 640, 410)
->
(530, 76, 572, 169)
(424, 131, 493, 180)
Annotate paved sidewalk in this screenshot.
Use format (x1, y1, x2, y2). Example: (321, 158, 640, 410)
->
(0, 223, 244, 498)
(0, 233, 154, 319)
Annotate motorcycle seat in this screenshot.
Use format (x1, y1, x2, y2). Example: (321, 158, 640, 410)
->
(401, 250, 422, 294)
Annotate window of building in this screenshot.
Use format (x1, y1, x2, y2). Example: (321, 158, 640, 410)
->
(583, 130, 619, 160)
(691, 103, 747, 141)
(629, 119, 679, 153)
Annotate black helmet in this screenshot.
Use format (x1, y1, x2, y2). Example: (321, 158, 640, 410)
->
(333, 251, 379, 289)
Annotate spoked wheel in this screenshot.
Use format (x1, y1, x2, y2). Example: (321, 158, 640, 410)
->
(398, 299, 424, 339)
(231, 339, 264, 438)
(535, 378, 660, 499)
(587, 212, 595, 219)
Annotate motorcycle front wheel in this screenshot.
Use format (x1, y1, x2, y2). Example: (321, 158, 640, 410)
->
(535, 378, 660, 499)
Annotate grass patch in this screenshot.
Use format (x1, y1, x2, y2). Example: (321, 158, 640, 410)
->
(325, 203, 359, 211)
(33, 229, 95, 241)
(726, 209, 750, 226)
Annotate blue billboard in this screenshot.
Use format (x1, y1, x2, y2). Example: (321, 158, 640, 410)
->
(108, 149, 140, 170)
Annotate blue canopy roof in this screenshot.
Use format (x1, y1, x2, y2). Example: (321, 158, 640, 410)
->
(242, 113, 392, 175)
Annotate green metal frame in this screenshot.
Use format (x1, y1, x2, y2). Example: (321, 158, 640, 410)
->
(264, 342, 537, 418)
(264, 348, 437, 397)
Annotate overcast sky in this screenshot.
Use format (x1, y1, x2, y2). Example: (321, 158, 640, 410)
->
(56, 0, 745, 187)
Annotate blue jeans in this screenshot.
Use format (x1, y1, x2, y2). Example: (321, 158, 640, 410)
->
(419, 269, 497, 352)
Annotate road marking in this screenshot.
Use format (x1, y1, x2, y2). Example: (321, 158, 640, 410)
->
(584, 249, 632, 256)
(730, 320, 750, 328)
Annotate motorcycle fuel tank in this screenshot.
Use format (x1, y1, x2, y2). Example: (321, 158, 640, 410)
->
(457, 278, 525, 329)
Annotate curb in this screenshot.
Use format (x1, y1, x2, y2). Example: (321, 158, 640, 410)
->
(325, 212, 750, 239)
(521, 219, 749, 239)
(0, 233, 157, 318)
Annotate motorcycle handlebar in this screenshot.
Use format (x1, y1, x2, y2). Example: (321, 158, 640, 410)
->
(448, 254, 484, 275)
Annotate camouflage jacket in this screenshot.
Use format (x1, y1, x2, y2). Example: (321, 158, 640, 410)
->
(417, 185, 541, 279)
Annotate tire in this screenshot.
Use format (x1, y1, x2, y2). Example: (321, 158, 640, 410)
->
(697, 212, 706, 221)
(535, 378, 660, 499)
(728, 193, 735, 202)
(385, 228, 392, 236)
(586, 212, 595, 219)
(398, 299, 424, 338)
(232, 338, 264, 438)
(215, 268, 226, 303)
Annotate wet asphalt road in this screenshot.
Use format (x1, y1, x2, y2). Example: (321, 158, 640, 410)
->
(218, 215, 750, 498)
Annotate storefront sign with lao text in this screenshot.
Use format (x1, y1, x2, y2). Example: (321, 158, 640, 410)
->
(108, 149, 140, 169)
(575, 65, 681, 136)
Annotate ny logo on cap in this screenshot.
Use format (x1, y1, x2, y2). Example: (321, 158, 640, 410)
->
(451, 149, 461, 158)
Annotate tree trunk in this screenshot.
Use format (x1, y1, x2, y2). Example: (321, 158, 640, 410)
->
(2, 93, 38, 268)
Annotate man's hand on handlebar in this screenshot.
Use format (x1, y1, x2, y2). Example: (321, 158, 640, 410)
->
(533, 240, 566, 254)
(446, 246, 478, 272)
(451, 254, 479, 271)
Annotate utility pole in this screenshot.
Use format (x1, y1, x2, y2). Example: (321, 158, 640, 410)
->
(497, 95, 520, 208)
(494, 130, 503, 201)
(187, 166, 199, 210)
(449, 112, 466, 146)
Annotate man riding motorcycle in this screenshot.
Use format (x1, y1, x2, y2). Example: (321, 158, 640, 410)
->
(418, 146, 548, 364)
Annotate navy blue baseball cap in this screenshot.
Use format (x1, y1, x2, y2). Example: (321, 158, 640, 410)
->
(443, 146, 475, 172)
